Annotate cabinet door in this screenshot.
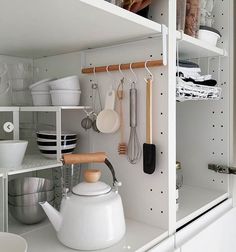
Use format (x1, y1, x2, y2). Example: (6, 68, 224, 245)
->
(180, 207, 236, 252)
(148, 236, 175, 252)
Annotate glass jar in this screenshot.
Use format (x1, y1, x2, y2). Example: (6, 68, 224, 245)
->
(185, 0, 201, 37)
(177, 0, 186, 31)
(176, 161, 183, 189)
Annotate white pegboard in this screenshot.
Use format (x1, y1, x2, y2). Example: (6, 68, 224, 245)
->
(176, 0, 231, 192)
(33, 37, 169, 231)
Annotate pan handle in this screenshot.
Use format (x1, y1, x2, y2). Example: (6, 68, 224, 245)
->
(62, 152, 121, 187)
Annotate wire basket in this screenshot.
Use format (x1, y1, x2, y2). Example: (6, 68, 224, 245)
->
(176, 78, 222, 102)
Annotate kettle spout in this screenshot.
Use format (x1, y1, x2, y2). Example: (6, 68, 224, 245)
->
(39, 201, 62, 232)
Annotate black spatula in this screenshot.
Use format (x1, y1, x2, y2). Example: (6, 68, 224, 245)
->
(143, 78, 156, 174)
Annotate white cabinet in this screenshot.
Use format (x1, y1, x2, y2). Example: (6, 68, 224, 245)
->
(180, 206, 236, 252)
(0, 0, 234, 251)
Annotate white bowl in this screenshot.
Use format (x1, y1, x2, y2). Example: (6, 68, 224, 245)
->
(198, 26, 221, 46)
(38, 143, 77, 151)
(50, 90, 81, 106)
(36, 131, 77, 140)
(31, 91, 51, 106)
(49, 76, 80, 90)
(0, 140, 28, 168)
(29, 79, 55, 92)
(0, 232, 27, 252)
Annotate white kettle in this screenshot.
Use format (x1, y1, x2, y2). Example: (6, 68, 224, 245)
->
(40, 152, 126, 250)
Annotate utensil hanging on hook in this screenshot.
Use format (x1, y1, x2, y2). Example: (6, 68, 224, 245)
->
(127, 63, 141, 164)
(91, 68, 102, 133)
(96, 66, 120, 134)
(143, 61, 156, 174)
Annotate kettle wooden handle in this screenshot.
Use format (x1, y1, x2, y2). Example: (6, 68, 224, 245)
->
(62, 152, 107, 165)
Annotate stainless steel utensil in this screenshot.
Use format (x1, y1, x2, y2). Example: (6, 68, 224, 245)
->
(8, 190, 54, 206)
(8, 177, 54, 196)
(9, 200, 54, 224)
(127, 84, 141, 164)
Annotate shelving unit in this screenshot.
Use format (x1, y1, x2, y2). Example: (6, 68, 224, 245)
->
(21, 219, 168, 252)
(177, 185, 228, 228)
(5, 155, 61, 176)
(176, 31, 226, 59)
(0, 0, 232, 251)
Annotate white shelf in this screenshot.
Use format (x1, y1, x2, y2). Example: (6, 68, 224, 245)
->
(1, 155, 61, 175)
(0, 0, 162, 58)
(22, 219, 167, 252)
(20, 106, 91, 112)
(8, 216, 49, 236)
(177, 32, 226, 59)
(177, 185, 228, 229)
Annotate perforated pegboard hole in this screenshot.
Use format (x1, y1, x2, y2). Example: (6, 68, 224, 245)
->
(150, 208, 153, 211)
(221, 125, 224, 128)
(213, 125, 215, 128)
(160, 92, 163, 96)
(212, 138, 215, 141)
(221, 153, 224, 156)
(212, 111, 215, 114)
(160, 171, 164, 174)
(161, 211, 164, 214)
(221, 180, 224, 183)
(160, 73, 163, 76)
(160, 112, 163, 115)
(212, 152, 215, 155)
(161, 132, 163, 135)
(150, 189, 153, 192)
(221, 111, 224, 114)
(161, 191, 164, 194)
(160, 152, 163, 155)
(150, 55, 153, 58)
(221, 139, 224, 142)
(213, 179, 215, 182)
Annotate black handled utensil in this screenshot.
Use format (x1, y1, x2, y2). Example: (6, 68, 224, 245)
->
(143, 78, 156, 174)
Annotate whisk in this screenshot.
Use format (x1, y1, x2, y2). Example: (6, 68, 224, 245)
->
(127, 82, 141, 164)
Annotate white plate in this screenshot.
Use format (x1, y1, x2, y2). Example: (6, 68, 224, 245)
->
(0, 232, 28, 252)
(38, 144, 76, 151)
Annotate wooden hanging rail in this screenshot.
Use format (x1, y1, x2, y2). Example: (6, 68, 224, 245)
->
(81, 59, 163, 74)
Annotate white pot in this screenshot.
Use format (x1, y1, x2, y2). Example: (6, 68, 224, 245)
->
(31, 91, 51, 106)
(0, 140, 28, 168)
(29, 79, 55, 92)
(50, 90, 81, 106)
(40, 167, 125, 250)
(198, 26, 221, 46)
(49, 76, 80, 90)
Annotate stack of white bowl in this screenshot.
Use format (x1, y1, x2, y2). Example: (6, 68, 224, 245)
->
(29, 79, 55, 106)
(49, 76, 81, 106)
(36, 131, 77, 159)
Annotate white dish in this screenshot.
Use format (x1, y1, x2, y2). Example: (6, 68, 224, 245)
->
(50, 90, 81, 106)
(29, 79, 54, 92)
(0, 232, 28, 252)
(0, 140, 28, 168)
(49, 76, 80, 90)
(31, 91, 51, 106)
(38, 143, 77, 151)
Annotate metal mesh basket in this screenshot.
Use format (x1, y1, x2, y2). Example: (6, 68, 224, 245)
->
(176, 78, 222, 102)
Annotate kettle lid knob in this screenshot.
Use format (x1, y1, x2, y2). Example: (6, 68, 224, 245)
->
(84, 169, 101, 183)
